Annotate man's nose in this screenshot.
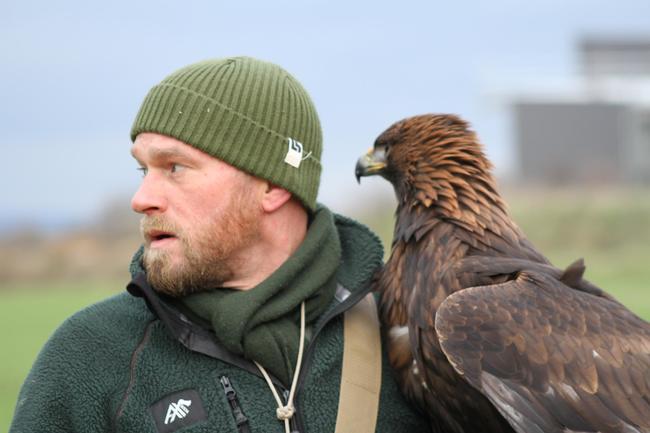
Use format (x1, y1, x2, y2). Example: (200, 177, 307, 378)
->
(131, 175, 166, 215)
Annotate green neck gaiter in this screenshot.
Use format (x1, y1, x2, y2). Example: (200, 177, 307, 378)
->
(181, 206, 341, 386)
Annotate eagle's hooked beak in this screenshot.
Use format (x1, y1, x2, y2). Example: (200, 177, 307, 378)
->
(355, 147, 387, 183)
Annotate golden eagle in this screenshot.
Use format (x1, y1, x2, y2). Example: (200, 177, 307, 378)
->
(355, 114, 650, 433)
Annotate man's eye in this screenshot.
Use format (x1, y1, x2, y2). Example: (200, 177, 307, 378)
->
(171, 163, 185, 173)
(137, 166, 148, 177)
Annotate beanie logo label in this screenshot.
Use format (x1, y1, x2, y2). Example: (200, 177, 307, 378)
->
(285, 138, 304, 168)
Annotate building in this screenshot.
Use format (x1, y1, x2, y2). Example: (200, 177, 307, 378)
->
(513, 37, 650, 185)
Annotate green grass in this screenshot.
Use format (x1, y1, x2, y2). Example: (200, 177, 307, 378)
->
(0, 281, 120, 430)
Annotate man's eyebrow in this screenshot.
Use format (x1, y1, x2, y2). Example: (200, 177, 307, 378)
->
(131, 146, 192, 162)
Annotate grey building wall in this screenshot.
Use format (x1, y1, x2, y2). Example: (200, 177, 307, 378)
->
(627, 108, 650, 183)
(580, 39, 650, 78)
(514, 102, 630, 184)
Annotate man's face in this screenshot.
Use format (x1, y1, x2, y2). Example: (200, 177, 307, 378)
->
(130, 133, 263, 297)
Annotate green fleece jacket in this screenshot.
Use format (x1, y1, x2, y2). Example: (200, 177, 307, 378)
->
(10, 212, 428, 433)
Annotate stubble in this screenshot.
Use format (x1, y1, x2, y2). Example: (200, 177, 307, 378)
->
(141, 183, 261, 297)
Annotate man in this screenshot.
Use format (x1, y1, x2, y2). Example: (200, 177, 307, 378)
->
(11, 57, 428, 433)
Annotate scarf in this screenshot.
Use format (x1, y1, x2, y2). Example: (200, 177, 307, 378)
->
(181, 206, 341, 385)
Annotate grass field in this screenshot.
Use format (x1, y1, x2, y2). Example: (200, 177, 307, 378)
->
(1, 188, 649, 430)
(0, 281, 121, 430)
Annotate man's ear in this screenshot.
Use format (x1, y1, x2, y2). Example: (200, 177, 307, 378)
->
(261, 182, 292, 213)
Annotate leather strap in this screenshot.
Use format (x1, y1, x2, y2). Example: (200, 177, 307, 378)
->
(335, 294, 382, 433)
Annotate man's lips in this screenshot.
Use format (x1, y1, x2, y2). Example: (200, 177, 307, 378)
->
(145, 229, 177, 245)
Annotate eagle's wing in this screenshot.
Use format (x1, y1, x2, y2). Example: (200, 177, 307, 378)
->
(435, 270, 650, 433)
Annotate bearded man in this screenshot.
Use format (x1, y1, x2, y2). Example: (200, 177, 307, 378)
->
(10, 57, 427, 433)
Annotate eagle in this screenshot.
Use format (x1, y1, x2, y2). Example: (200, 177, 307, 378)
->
(354, 114, 650, 433)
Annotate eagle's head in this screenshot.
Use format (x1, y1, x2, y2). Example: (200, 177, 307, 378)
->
(356, 114, 505, 219)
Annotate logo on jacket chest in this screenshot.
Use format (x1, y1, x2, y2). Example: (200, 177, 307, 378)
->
(150, 389, 207, 433)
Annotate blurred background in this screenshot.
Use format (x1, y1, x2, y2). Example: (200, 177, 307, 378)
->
(2, 0, 649, 428)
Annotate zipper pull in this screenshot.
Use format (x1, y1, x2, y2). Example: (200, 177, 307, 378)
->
(220, 376, 250, 433)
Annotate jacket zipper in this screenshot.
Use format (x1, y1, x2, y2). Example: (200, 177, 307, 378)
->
(220, 376, 251, 433)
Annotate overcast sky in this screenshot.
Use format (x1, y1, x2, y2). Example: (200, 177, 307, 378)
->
(2, 0, 649, 230)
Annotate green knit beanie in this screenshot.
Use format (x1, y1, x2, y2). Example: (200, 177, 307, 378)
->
(130, 57, 322, 210)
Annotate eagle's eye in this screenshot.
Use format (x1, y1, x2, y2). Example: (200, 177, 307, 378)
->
(375, 144, 390, 159)
(372, 144, 388, 159)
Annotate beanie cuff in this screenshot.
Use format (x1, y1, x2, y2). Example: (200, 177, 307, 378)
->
(131, 82, 320, 210)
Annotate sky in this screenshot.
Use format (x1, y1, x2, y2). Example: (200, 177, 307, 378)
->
(2, 0, 650, 231)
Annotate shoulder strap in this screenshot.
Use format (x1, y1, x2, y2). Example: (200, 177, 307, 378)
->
(335, 293, 382, 433)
